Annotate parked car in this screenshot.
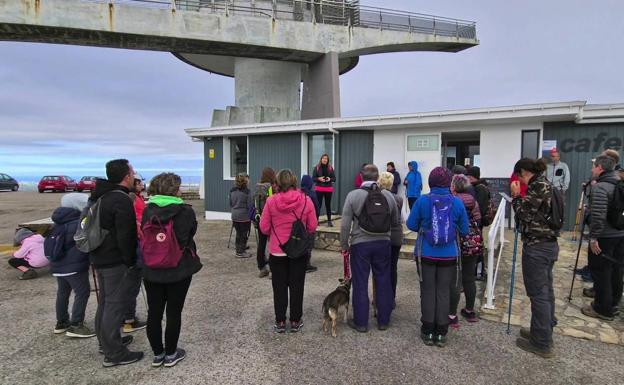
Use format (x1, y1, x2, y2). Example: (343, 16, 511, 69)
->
(77, 176, 100, 192)
(0, 173, 19, 191)
(38, 176, 77, 193)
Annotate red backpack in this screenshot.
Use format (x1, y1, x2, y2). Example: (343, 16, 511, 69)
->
(141, 217, 183, 269)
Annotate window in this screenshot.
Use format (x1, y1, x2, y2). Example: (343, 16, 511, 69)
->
(407, 135, 439, 151)
(227, 136, 248, 178)
(521, 130, 540, 159)
(308, 133, 334, 173)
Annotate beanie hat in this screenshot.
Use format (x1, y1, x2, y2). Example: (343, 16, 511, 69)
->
(14, 228, 35, 245)
(428, 167, 453, 188)
(467, 166, 481, 180)
(452, 165, 467, 175)
(61, 193, 88, 212)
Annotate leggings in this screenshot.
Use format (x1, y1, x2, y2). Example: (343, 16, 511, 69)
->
(317, 191, 333, 221)
(450, 256, 477, 315)
(8, 258, 32, 269)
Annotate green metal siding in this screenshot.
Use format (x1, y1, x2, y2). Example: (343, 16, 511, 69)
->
(203, 137, 233, 212)
(336, 131, 374, 212)
(544, 121, 624, 230)
(248, 133, 302, 183)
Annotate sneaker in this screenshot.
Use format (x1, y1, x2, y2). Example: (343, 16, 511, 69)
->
(575, 265, 590, 274)
(164, 348, 186, 368)
(461, 308, 479, 323)
(99, 335, 134, 354)
(123, 319, 147, 333)
(290, 320, 304, 333)
(582, 287, 595, 298)
(581, 304, 614, 321)
(65, 323, 96, 338)
(274, 321, 286, 334)
(377, 323, 389, 331)
(347, 319, 368, 333)
(54, 321, 70, 334)
(434, 334, 447, 348)
(305, 265, 318, 273)
(102, 351, 144, 368)
(19, 269, 37, 280)
(516, 337, 554, 358)
(448, 316, 460, 330)
(421, 333, 434, 346)
(327, 221, 334, 227)
(520, 326, 554, 345)
(152, 352, 165, 367)
(235, 252, 252, 259)
(258, 266, 270, 278)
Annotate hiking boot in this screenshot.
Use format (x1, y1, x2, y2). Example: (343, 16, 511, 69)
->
(582, 287, 595, 298)
(123, 319, 147, 333)
(448, 316, 460, 330)
(581, 304, 614, 321)
(164, 348, 186, 368)
(305, 265, 318, 273)
(235, 252, 252, 259)
(258, 266, 270, 278)
(65, 323, 96, 338)
(520, 327, 554, 345)
(575, 265, 589, 275)
(461, 308, 479, 323)
(377, 323, 389, 331)
(327, 221, 334, 227)
(434, 334, 447, 348)
(421, 333, 435, 346)
(290, 320, 304, 333)
(54, 321, 70, 334)
(19, 269, 37, 280)
(102, 351, 144, 368)
(347, 319, 367, 333)
(99, 335, 133, 354)
(274, 321, 286, 334)
(516, 337, 554, 358)
(152, 353, 165, 368)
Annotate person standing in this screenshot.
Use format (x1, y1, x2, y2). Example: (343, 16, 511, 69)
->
(312, 154, 336, 227)
(253, 167, 276, 278)
(511, 158, 559, 358)
(466, 166, 491, 280)
(340, 164, 400, 332)
(354, 163, 366, 189)
(378, 171, 403, 307)
(546, 149, 570, 193)
(260, 169, 318, 333)
(403, 161, 423, 210)
(407, 167, 469, 348)
(141, 172, 202, 368)
(230, 173, 253, 258)
(90, 159, 143, 367)
(581, 155, 624, 321)
(300, 174, 320, 273)
(386, 162, 401, 195)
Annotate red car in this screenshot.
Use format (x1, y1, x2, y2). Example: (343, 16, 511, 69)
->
(38, 176, 77, 193)
(77, 176, 100, 192)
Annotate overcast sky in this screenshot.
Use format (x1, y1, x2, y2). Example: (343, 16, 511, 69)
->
(1, 0, 623, 180)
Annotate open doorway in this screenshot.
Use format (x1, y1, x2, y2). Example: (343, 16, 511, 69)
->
(441, 131, 480, 169)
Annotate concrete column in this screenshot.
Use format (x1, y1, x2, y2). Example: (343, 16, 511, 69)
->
(301, 52, 341, 119)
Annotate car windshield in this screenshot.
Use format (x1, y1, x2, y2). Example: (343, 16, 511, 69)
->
(44, 176, 60, 181)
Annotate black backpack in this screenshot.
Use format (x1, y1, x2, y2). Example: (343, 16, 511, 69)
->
(544, 183, 565, 232)
(607, 180, 624, 230)
(357, 183, 391, 234)
(270, 196, 313, 259)
(44, 224, 67, 262)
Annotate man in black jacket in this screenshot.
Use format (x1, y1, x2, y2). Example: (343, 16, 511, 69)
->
(90, 159, 144, 367)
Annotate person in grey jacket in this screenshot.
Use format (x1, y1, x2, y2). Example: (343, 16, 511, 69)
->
(229, 173, 253, 258)
(581, 155, 624, 321)
(340, 164, 400, 332)
(546, 149, 570, 193)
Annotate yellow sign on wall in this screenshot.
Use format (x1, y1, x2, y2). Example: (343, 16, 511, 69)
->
(209, 149, 215, 159)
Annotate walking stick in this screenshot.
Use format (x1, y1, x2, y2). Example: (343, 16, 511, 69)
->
(568, 215, 587, 302)
(506, 229, 520, 335)
(91, 265, 99, 302)
(227, 222, 234, 249)
(571, 190, 585, 242)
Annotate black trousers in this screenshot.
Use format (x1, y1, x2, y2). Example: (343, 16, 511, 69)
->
(233, 221, 251, 254)
(8, 258, 32, 269)
(408, 197, 417, 210)
(390, 245, 401, 302)
(56, 270, 90, 325)
(257, 229, 268, 270)
(269, 255, 306, 323)
(589, 237, 624, 317)
(450, 256, 477, 314)
(144, 277, 192, 356)
(317, 191, 333, 221)
(418, 259, 455, 336)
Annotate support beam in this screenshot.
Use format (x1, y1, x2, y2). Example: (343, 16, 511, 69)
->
(302, 52, 341, 119)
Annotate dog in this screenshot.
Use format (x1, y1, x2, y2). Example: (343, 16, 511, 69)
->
(322, 278, 351, 337)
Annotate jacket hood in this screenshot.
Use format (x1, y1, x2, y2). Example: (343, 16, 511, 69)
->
(409, 161, 419, 171)
(90, 178, 129, 201)
(300, 175, 314, 190)
(145, 202, 185, 222)
(51, 207, 81, 225)
(597, 170, 620, 184)
(271, 189, 308, 212)
(61, 193, 88, 212)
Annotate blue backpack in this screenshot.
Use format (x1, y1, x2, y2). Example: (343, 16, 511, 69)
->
(44, 224, 67, 262)
(424, 194, 454, 246)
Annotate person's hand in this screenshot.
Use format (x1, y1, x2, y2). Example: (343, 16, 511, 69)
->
(510, 180, 521, 198)
(590, 239, 602, 255)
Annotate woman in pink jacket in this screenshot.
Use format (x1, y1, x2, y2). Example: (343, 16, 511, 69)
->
(260, 169, 318, 333)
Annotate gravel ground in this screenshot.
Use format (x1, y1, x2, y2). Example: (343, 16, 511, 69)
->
(1, 192, 623, 385)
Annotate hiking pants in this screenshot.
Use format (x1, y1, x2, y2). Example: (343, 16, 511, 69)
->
(589, 237, 624, 317)
(257, 229, 269, 270)
(8, 258, 32, 269)
(419, 259, 454, 336)
(317, 191, 333, 222)
(351, 240, 392, 328)
(391, 245, 401, 303)
(269, 255, 307, 323)
(522, 240, 558, 350)
(233, 221, 251, 254)
(450, 256, 477, 314)
(56, 270, 90, 325)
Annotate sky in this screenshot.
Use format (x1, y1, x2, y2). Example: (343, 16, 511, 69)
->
(1, 0, 623, 181)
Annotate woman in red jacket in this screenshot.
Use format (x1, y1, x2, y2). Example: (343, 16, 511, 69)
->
(260, 169, 318, 333)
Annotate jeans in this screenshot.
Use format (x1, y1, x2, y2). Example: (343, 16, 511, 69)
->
(257, 229, 269, 270)
(233, 221, 251, 254)
(269, 255, 307, 323)
(589, 237, 624, 317)
(317, 191, 333, 221)
(56, 270, 91, 324)
(419, 259, 454, 336)
(95, 265, 141, 361)
(144, 277, 192, 356)
(450, 256, 477, 314)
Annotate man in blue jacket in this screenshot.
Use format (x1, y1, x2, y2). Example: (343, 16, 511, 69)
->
(404, 161, 423, 210)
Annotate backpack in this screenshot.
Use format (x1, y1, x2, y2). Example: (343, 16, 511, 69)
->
(357, 184, 391, 234)
(270, 196, 313, 259)
(478, 185, 495, 227)
(253, 184, 273, 223)
(543, 183, 565, 232)
(74, 190, 128, 253)
(44, 224, 67, 262)
(607, 180, 624, 230)
(424, 194, 454, 246)
(461, 221, 483, 257)
(141, 216, 184, 269)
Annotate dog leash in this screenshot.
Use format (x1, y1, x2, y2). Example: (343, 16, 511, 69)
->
(341, 250, 351, 280)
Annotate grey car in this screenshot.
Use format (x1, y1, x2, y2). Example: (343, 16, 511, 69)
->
(0, 173, 19, 191)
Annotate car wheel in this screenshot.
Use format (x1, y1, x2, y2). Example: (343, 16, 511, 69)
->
(77, 188, 83, 192)
(38, 189, 44, 193)
(11, 185, 18, 191)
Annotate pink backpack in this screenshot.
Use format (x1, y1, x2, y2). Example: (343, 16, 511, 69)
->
(141, 217, 183, 269)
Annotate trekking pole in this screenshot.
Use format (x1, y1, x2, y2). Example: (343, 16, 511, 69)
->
(506, 229, 520, 335)
(571, 190, 585, 242)
(227, 222, 234, 249)
(568, 215, 587, 302)
(91, 265, 100, 303)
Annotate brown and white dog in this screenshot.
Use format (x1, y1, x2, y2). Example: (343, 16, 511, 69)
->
(322, 278, 352, 337)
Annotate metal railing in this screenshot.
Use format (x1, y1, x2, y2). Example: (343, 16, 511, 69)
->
(483, 195, 510, 310)
(91, 0, 476, 39)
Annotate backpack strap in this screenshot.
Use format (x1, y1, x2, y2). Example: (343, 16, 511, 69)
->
(269, 193, 309, 245)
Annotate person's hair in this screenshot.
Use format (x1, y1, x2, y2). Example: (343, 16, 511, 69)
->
(513, 158, 547, 176)
(260, 167, 276, 184)
(235, 173, 248, 189)
(276, 169, 298, 192)
(387, 161, 395, 169)
(147, 172, 181, 196)
(133, 178, 142, 186)
(377, 171, 394, 191)
(603, 149, 620, 164)
(362, 164, 379, 182)
(451, 174, 470, 193)
(318, 154, 331, 166)
(106, 159, 130, 184)
(594, 155, 616, 172)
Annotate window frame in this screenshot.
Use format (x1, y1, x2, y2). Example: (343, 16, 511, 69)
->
(223, 136, 249, 181)
(521, 129, 541, 159)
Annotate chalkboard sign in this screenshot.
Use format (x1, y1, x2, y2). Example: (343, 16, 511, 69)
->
(484, 178, 512, 218)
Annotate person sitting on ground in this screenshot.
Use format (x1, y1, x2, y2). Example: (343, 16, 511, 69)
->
(141, 172, 202, 368)
(49, 193, 96, 338)
(300, 174, 320, 273)
(253, 167, 276, 278)
(229, 173, 253, 258)
(407, 167, 469, 348)
(260, 169, 318, 333)
(9, 228, 48, 280)
(378, 171, 403, 308)
(448, 175, 482, 328)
